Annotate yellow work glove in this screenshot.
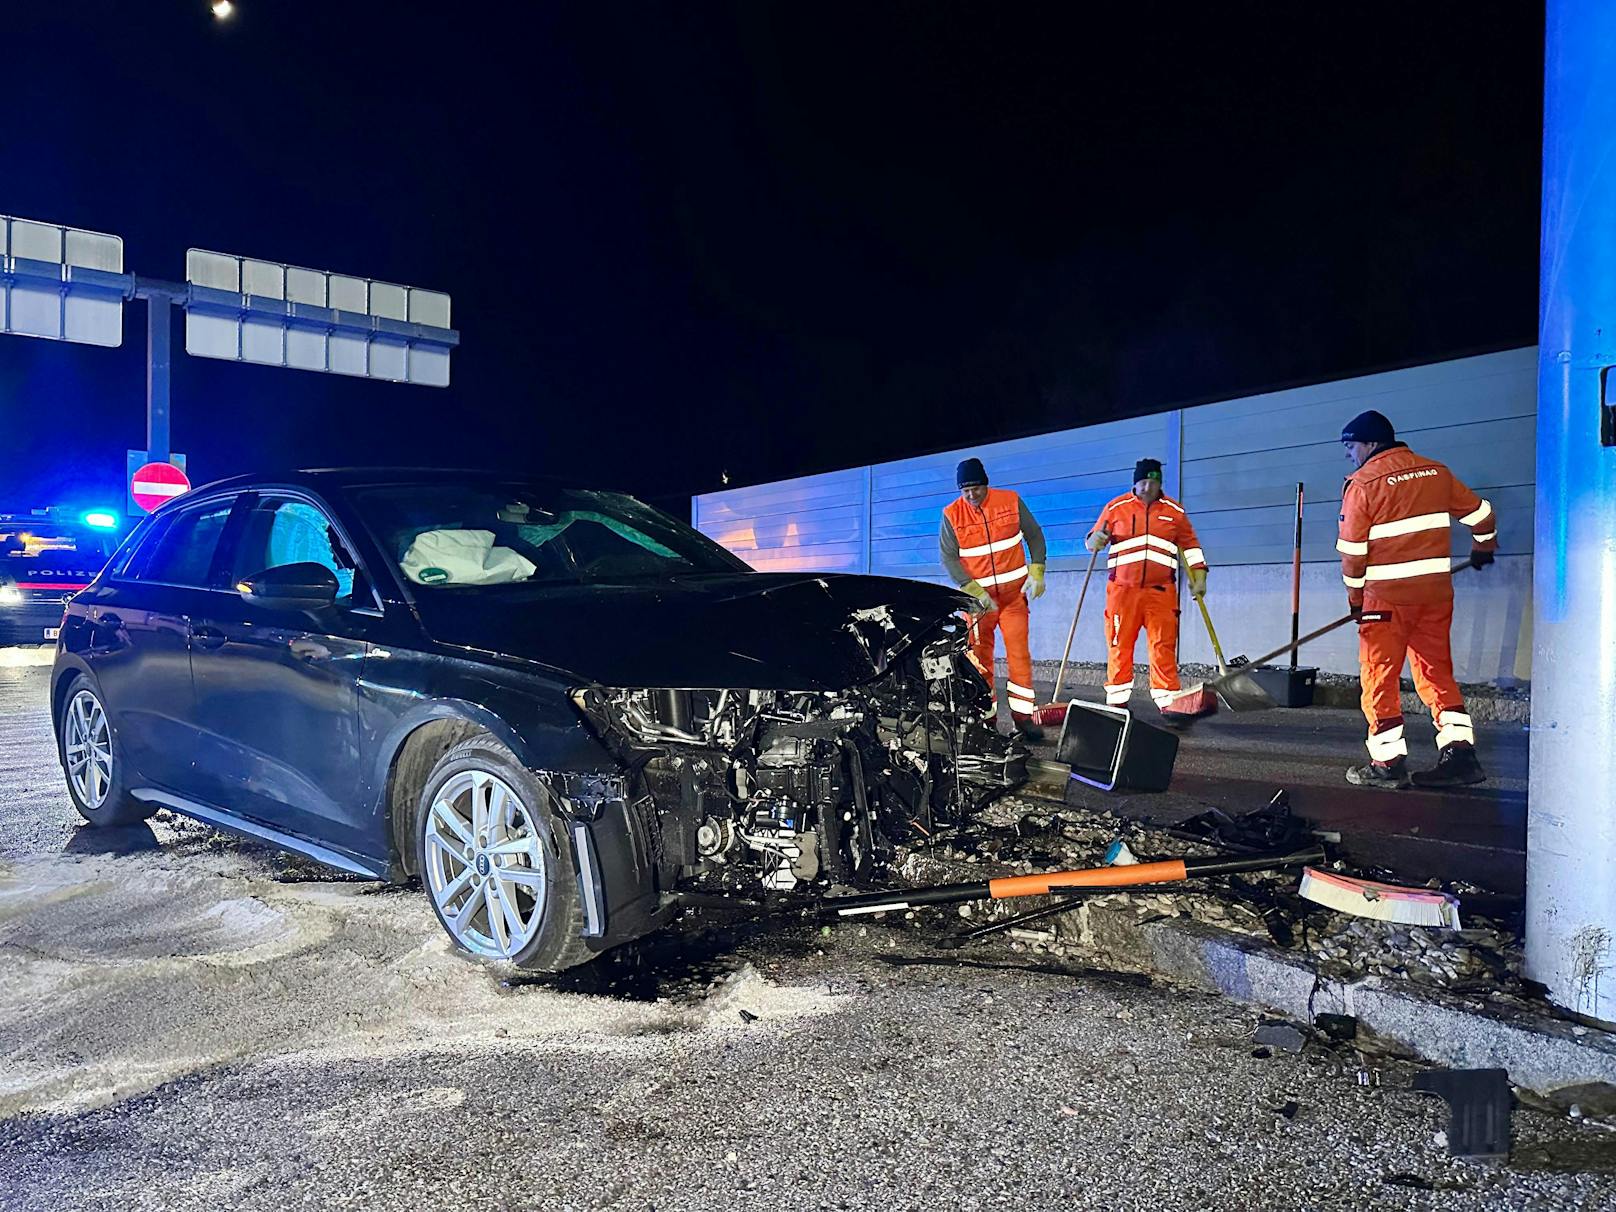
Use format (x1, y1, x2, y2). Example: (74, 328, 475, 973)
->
(1188, 566, 1208, 597)
(1026, 563, 1046, 601)
(961, 580, 994, 611)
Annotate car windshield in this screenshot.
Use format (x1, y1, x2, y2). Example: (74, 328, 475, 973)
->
(0, 522, 118, 583)
(349, 483, 750, 588)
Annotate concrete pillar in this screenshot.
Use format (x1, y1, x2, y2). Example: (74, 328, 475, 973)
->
(1526, 0, 1616, 1025)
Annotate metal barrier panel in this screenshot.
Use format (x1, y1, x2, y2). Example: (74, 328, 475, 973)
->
(692, 347, 1538, 681)
(693, 467, 869, 574)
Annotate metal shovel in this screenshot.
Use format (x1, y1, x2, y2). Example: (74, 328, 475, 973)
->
(1180, 614, 1357, 712)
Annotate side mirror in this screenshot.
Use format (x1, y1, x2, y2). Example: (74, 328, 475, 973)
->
(237, 562, 340, 611)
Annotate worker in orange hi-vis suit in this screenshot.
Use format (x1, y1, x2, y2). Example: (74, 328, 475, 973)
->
(1084, 458, 1208, 722)
(1337, 409, 1497, 789)
(940, 457, 1047, 738)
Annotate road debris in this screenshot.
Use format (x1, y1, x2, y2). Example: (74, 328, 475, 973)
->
(1413, 1067, 1515, 1159)
(1253, 1019, 1308, 1053)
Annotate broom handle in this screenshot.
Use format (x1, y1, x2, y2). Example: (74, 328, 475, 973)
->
(1181, 549, 1228, 674)
(1051, 548, 1100, 701)
(1237, 559, 1477, 673)
(1290, 481, 1304, 669)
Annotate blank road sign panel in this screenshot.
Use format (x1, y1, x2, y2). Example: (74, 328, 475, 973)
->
(184, 249, 454, 385)
(11, 221, 63, 262)
(286, 267, 325, 305)
(241, 259, 285, 299)
(2, 214, 126, 347)
(186, 249, 240, 291)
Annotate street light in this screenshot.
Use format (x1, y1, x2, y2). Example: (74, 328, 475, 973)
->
(211, 1, 234, 19)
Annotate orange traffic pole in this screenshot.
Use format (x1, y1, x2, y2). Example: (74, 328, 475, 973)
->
(827, 847, 1324, 916)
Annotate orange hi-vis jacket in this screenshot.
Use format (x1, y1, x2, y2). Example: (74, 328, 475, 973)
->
(1337, 444, 1498, 608)
(942, 488, 1031, 596)
(1088, 493, 1207, 587)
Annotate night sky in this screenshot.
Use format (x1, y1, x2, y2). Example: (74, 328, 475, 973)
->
(1, 2, 1544, 515)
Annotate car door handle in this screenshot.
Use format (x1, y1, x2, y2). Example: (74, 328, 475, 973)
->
(190, 625, 227, 651)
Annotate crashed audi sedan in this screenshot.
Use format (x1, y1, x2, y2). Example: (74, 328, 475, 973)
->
(52, 470, 1026, 970)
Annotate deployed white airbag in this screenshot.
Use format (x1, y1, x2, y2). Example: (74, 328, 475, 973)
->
(400, 529, 536, 586)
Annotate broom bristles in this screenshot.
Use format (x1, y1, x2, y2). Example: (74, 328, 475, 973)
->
(1298, 867, 1462, 929)
(1031, 701, 1071, 726)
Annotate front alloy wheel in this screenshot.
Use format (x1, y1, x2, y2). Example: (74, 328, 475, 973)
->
(424, 768, 548, 959)
(416, 736, 592, 971)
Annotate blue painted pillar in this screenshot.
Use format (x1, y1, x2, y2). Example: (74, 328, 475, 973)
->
(1526, 0, 1616, 1025)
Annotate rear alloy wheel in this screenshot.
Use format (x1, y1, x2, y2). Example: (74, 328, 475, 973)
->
(58, 677, 153, 826)
(417, 737, 592, 970)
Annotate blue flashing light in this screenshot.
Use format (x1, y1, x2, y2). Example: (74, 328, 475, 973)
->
(81, 510, 119, 530)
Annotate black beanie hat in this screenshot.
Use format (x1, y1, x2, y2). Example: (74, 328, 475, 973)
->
(956, 457, 988, 487)
(1341, 409, 1396, 445)
(1133, 458, 1163, 485)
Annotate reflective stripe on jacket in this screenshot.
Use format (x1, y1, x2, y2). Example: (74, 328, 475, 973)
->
(1337, 444, 1498, 606)
(1088, 493, 1206, 588)
(942, 488, 1031, 589)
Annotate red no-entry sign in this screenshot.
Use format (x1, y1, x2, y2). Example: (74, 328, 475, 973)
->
(130, 461, 192, 512)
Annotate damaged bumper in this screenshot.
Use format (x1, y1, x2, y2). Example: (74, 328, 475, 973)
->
(553, 613, 1026, 945)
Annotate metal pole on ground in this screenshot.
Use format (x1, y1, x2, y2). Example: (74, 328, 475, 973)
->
(1526, 0, 1616, 1027)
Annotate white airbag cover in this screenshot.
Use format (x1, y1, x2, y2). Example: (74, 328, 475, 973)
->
(401, 529, 536, 586)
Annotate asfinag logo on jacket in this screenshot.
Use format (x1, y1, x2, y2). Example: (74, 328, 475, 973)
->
(1386, 468, 1440, 486)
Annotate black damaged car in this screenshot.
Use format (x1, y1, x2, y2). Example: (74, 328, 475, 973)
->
(51, 470, 1026, 969)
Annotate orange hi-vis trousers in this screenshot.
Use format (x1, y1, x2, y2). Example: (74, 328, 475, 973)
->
(1104, 582, 1181, 709)
(968, 587, 1036, 723)
(1358, 596, 1474, 763)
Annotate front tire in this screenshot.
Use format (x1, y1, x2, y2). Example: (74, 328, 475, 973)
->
(416, 735, 594, 971)
(57, 675, 153, 826)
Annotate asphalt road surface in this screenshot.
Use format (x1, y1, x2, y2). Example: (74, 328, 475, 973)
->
(1021, 679, 1530, 896)
(2, 657, 1607, 1211)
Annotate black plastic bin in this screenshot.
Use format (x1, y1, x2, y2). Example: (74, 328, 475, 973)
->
(1055, 701, 1180, 792)
(1245, 665, 1317, 708)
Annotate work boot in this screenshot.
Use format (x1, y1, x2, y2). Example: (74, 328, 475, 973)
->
(1412, 742, 1486, 788)
(1345, 759, 1412, 789)
(1012, 716, 1044, 743)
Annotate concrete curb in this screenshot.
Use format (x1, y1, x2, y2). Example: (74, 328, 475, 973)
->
(903, 854, 1615, 1098)
(1131, 917, 1616, 1099)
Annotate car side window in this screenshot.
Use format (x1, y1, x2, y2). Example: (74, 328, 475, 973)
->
(231, 497, 359, 602)
(131, 502, 235, 588)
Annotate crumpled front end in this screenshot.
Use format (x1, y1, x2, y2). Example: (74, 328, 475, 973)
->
(570, 610, 1026, 901)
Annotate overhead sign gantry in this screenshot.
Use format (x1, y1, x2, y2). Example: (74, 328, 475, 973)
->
(1, 213, 459, 510)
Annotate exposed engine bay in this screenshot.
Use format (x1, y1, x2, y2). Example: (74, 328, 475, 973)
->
(570, 612, 1027, 899)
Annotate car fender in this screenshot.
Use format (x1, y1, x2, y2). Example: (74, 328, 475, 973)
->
(361, 656, 664, 945)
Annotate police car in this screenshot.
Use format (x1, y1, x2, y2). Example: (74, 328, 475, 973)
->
(0, 510, 122, 647)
